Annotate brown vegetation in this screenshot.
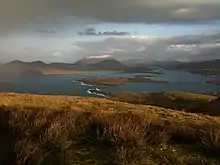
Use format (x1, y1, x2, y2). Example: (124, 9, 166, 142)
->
(0, 93, 220, 165)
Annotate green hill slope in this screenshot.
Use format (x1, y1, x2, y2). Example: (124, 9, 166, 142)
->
(109, 91, 219, 116)
(0, 93, 220, 165)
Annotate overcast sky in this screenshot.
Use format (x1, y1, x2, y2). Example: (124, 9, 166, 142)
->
(0, 0, 220, 63)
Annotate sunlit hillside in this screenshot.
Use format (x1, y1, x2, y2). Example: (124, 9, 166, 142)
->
(0, 93, 220, 165)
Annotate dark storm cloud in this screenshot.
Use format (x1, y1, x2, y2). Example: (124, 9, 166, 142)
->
(78, 28, 130, 36)
(1, 0, 220, 34)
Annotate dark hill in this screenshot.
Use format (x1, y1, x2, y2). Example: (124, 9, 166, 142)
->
(0, 61, 48, 77)
(190, 97, 220, 116)
(109, 91, 220, 116)
(4, 60, 47, 69)
(89, 59, 127, 70)
(0, 57, 127, 77)
(73, 57, 127, 70)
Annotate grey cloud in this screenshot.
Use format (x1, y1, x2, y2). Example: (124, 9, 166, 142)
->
(0, 31, 220, 63)
(0, 36, 83, 63)
(75, 32, 220, 62)
(159, 33, 220, 61)
(35, 28, 57, 34)
(78, 28, 130, 36)
(166, 32, 220, 45)
(75, 37, 170, 60)
(1, 0, 220, 34)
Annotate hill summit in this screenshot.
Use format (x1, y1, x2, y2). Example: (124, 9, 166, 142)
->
(75, 55, 113, 65)
(85, 55, 113, 59)
(73, 55, 126, 70)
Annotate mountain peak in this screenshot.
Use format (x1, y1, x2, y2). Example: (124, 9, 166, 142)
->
(73, 55, 126, 70)
(6, 60, 24, 65)
(6, 60, 46, 65)
(31, 61, 46, 65)
(85, 55, 113, 59)
(75, 55, 114, 66)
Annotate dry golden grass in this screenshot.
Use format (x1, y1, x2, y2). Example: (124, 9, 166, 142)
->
(0, 93, 220, 165)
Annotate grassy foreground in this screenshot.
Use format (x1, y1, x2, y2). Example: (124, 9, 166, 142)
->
(0, 93, 220, 165)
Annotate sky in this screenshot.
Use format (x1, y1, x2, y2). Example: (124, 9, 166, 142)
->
(0, 0, 220, 63)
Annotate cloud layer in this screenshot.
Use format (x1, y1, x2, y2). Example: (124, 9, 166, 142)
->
(0, 31, 220, 63)
(74, 32, 220, 62)
(1, 0, 220, 34)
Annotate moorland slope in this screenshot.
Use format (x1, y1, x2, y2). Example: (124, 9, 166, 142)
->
(0, 93, 220, 165)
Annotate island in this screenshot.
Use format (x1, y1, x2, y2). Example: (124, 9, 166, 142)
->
(77, 77, 167, 86)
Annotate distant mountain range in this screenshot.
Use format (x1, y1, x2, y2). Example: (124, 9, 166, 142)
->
(0, 60, 44, 77)
(1, 56, 220, 77)
(126, 58, 220, 70)
(0, 55, 127, 77)
(152, 59, 220, 76)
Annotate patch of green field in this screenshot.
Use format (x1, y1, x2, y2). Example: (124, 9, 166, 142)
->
(109, 91, 219, 116)
(165, 91, 217, 101)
